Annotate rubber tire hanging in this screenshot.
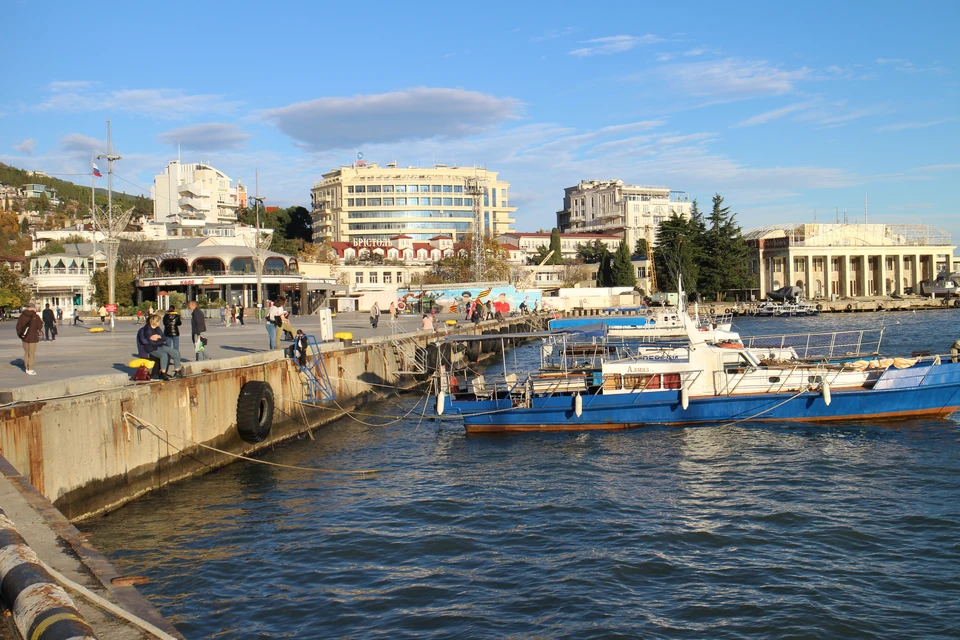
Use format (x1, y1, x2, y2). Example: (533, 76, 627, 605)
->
(237, 381, 275, 443)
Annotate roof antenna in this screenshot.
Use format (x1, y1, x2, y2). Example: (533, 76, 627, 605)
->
(865, 194, 869, 224)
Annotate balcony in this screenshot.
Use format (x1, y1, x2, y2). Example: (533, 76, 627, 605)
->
(179, 197, 213, 211)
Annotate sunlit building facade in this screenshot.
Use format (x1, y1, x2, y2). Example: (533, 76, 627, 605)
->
(310, 163, 516, 244)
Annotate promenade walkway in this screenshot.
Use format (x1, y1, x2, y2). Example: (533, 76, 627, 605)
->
(0, 311, 461, 391)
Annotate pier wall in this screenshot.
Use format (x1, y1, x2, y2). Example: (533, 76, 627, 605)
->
(0, 322, 529, 521)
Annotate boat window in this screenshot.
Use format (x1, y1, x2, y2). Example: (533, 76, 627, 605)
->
(623, 374, 651, 390)
(602, 374, 622, 390)
(768, 377, 781, 383)
(808, 375, 823, 383)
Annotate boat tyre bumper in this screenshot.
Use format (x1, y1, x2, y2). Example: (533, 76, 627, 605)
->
(237, 381, 275, 443)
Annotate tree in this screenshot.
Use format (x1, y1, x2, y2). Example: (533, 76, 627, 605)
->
(0, 263, 30, 309)
(298, 241, 338, 264)
(31, 240, 65, 256)
(633, 238, 648, 259)
(654, 214, 701, 294)
(596, 247, 612, 287)
(610, 240, 637, 287)
(92, 263, 136, 307)
(117, 236, 168, 270)
(547, 228, 564, 264)
(697, 194, 753, 300)
(576, 239, 608, 264)
(560, 263, 589, 287)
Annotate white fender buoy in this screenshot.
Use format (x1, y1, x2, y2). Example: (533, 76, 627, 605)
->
(574, 393, 583, 417)
(680, 386, 690, 410)
(822, 381, 831, 406)
(436, 390, 446, 415)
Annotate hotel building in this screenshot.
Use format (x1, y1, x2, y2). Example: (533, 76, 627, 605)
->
(744, 223, 956, 298)
(151, 160, 246, 225)
(556, 180, 692, 250)
(310, 163, 516, 244)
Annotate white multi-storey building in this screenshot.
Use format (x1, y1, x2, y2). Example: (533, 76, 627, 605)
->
(557, 180, 692, 251)
(151, 160, 246, 225)
(310, 163, 517, 243)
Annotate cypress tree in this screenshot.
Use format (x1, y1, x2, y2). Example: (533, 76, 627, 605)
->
(611, 240, 637, 287)
(547, 228, 564, 264)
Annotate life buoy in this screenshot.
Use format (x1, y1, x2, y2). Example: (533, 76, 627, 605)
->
(397, 301, 406, 311)
(236, 381, 275, 443)
(846, 304, 853, 311)
(815, 303, 823, 311)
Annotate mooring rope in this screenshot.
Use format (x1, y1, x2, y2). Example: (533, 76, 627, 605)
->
(122, 413, 380, 475)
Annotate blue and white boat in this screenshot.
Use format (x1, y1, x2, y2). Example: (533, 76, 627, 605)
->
(435, 294, 960, 433)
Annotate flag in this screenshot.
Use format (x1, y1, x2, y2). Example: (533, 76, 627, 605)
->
(476, 287, 492, 300)
(92, 162, 102, 178)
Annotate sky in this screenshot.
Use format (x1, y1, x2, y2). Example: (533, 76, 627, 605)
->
(3, 0, 959, 245)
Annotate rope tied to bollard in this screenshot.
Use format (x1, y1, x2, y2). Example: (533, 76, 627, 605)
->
(122, 413, 381, 476)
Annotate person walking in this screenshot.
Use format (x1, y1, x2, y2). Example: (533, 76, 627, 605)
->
(188, 301, 207, 361)
(230, 305, 237, 325)
(98, 304, 107, 324)
(137, 314, 183, 380)
(56, 306, 63, 322)
(42, 303, 57, 341)
(237, 301, 245, 326)
(163, 305, 182, 353)
(73, 308, 83, 325)
(265, 299, 280, 349)
(15, 302, 43, 375)
(272, 296, 295, 341)
(369, 302, 380, 329)
(219, 305, 227, 327)
(389, 301, 396, 319)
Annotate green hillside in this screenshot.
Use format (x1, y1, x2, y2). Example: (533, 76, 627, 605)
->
(0, 161, 151, 217)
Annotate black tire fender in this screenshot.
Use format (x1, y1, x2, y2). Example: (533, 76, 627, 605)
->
(723, 308, 731, 314)
(876, 303, 883, 311)
(845, 303, 853, 311)
(237, 381, 275, 443)
(815, 303, 823, 311)
(954, 299, 960, 308)
(942, 298, 949, 307)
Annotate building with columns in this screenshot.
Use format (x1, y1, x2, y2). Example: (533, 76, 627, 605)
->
(744, 223, 956, 299)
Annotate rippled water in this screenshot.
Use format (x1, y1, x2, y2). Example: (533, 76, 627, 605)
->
(81, 310, 960, 638)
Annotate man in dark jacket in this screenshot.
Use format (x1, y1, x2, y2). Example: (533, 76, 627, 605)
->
(41, 303, 57, 341)
(15, 302, 43, 375)
(189, 301, 207, 360)
(163, 305, 182, 353)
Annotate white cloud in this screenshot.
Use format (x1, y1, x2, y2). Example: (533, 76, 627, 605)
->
(13, 138, 36, 156)
(734, 101, 817, 127)
(569, 34, 663, 57)
(876, 57, 947, 76)
(530, 27, 575, 42)
(683, 48, 705, 56)
(877, 117, 956, 132)
(663, 58, 812, 101)
(59, 133, 104, 156)
(260, 87, 522, 151)
(157, 123, 252, 151)
(35, 82, 240, 117)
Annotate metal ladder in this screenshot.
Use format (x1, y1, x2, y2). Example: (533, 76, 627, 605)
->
(293, 335, 336, 403)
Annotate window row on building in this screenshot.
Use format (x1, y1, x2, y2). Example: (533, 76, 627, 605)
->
(346, 197, 474, 207)
(348, 184, 466, 194)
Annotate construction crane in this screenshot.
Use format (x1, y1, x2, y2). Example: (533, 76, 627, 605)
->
(518, 250, 555, 291)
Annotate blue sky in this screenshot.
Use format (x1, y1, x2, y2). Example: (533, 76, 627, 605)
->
(4, 0, 959, 244)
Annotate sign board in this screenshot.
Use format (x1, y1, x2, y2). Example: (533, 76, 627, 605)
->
(105, 303, 118, 313)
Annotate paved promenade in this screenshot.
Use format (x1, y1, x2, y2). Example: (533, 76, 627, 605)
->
(0, 311, 463, 391)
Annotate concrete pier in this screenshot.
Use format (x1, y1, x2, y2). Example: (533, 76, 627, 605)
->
(0, 313, 539, 521)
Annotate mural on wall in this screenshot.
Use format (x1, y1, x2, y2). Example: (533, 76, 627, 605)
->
(398, 285, 542, 313)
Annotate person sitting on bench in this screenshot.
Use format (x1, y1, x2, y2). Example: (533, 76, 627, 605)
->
(137, 314, 183, 381)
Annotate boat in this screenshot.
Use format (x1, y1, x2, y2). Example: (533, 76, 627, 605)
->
(773, 302, 821, 317)
(434, 288, 959, 433)
(549, 307, 733, 341)
(919, 271, 960, 298)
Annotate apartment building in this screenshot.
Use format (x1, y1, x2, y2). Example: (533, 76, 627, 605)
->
(151, 160, 246, 225)
(310, 163, 516, 243)
(557, 180, 691, 251)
